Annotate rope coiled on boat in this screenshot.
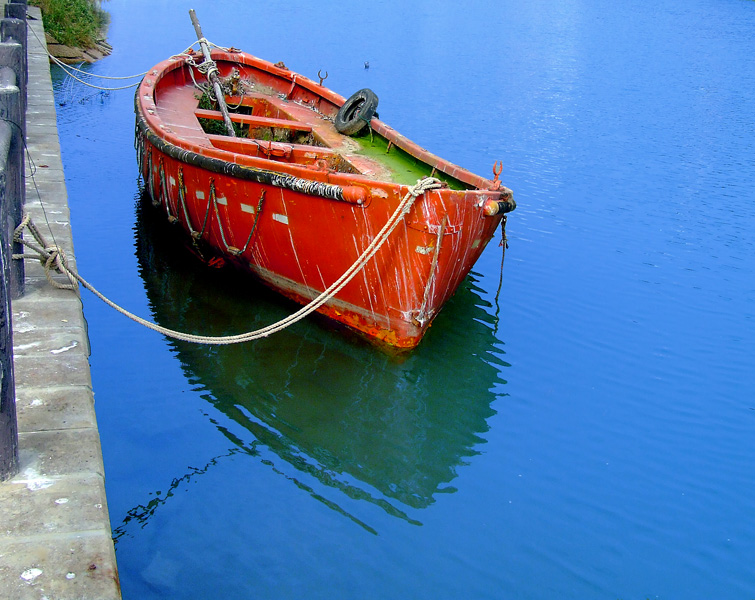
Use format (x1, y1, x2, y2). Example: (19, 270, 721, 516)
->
(13, 177, 441, 345)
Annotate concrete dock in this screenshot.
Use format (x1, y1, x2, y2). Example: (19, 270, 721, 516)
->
(0, 6, 121, 599)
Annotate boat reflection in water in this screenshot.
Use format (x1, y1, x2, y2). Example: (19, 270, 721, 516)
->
(130, 192, 510, 530)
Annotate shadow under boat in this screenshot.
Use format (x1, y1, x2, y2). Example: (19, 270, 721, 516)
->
(131, 191, 510, 527)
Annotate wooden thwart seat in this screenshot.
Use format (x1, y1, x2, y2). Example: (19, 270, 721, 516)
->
(194, 108, 313, 133)
(207, 134, 335, 156)
(198, 101, 376, 176)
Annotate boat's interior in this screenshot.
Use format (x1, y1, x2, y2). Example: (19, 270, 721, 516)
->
(197, 96, 362, 175)
(151, 58, 476, 190)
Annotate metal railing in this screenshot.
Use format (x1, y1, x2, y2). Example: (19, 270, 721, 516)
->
(0, 0, 27, 481)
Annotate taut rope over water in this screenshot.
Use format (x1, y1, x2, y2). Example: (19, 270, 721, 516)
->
(13, 177, 441, 345)
(27, 24, 147, 91)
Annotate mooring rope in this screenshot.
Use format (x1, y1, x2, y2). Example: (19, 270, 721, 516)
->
(30, 27, 238, 94)
(26, 24, 147, 90)
(30, 25, 232, 93)
(49, 63, 142, 91)
(170, 38, 232, 60)
(171, 38, 237, 101)
(13, 177, 441, 345)
(12, 214, 78, 290)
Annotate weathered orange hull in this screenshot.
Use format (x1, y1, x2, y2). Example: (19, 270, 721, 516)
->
(135, 48, 514, 350)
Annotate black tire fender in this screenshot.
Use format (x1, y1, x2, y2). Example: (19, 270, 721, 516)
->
(335, 88, 379, 136)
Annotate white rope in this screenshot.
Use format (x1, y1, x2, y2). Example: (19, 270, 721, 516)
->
(29, 21, 232, 87)
(170, 39, 231, 62)
(182, 50, 220, 92)
(28, 25, 235, 93)
(50, 55, 146, 80)
(49, 60, 142, 91)
(13, 178, 441, 345)
(27, 23, 147, 82)
(12, 214, 78, 290)
(50, 54, 146, 82)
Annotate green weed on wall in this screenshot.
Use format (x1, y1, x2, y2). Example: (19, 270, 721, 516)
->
(30, 0, 108, 47)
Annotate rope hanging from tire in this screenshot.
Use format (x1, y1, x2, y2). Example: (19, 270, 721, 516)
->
(12, 177, 441, 345)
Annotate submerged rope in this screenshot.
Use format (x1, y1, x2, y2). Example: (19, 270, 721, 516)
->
(13, 177, 441, 345)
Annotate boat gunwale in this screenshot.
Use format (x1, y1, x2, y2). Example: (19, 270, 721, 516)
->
(135, 110, 353, 203)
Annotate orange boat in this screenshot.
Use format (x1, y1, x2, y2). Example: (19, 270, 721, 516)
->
(134, 17, 514, 351)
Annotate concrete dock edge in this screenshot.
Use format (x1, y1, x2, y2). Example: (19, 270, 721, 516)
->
(0, 6, 121, 599)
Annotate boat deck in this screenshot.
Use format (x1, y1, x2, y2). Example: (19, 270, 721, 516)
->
(154, 80, 403, 183)
(152, 71, 477, 189)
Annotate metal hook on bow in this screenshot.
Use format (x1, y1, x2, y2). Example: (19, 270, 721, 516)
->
(492, 161, 503, 189)
(318, 69, 328, 86)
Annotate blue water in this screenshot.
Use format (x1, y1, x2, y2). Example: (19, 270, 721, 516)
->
(49, 0, 755, 598)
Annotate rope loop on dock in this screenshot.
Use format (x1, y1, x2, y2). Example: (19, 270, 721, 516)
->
(12, 214, 78, 290)
(12, 177, 441, 345)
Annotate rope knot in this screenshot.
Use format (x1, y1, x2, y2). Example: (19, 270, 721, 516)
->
(409, 176, 442, 198)
(43, 245, 78, 290)
(13, 213, 31, 243)
(401, 177, 442, 216)
(12, 213, 79, 291)
(195, 57, 219, 80)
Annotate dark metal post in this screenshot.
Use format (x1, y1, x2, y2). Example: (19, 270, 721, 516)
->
(0, 42, 24, 299)
(0, 165, 18, 480)
(1, 15, 26, 125)
(4, 4, 26, 22)
(0, 29, 24, 479)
